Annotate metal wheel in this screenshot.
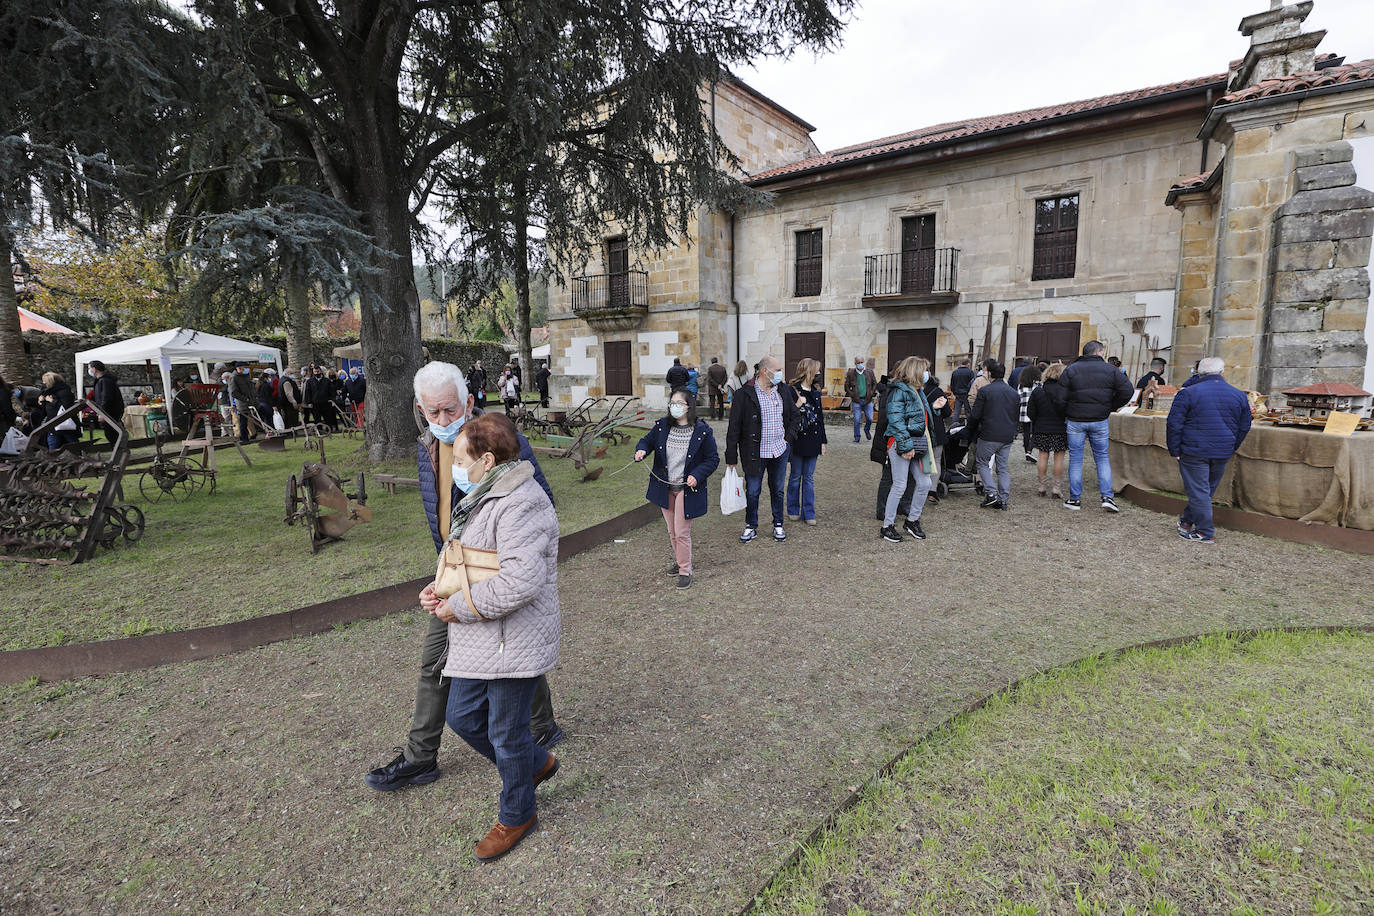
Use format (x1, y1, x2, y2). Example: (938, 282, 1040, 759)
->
(139, 466, 168, 504)
(284, 474, 300, 522)
(118, 505, 145, 542)
(180, 455, 206, 493)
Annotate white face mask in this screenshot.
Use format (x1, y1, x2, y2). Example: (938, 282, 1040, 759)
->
(922, 371, 930, 383)
(669, 403, 687, 419)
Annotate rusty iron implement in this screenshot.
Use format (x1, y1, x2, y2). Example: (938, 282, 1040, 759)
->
(0, 399, 144, 565)
(283, 461, 371, 553)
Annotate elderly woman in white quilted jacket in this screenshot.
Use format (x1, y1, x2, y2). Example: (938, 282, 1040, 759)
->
(418, 412, 561, 862)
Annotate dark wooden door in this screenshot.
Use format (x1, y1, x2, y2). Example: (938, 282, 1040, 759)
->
(607, 238, 629, 309)
(784, 332, 825, 382)
(1015, 321, 1081, 364)
(604, 340, 632, 395)
(901, 215, 936, 294)
(887, 328, 937, 374)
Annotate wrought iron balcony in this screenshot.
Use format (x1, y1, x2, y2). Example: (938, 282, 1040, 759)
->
(571, 269, 650, 330)
(862, 248, 960, 307)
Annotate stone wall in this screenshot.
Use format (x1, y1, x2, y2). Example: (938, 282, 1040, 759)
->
(1260, 142, 1373, 395)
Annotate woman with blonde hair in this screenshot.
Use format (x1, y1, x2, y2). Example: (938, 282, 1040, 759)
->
(785, 357, 827, 525)
(38, 371, 78, 449)
(1027, 361, 1069, 497)
(879, 355, 937, 542)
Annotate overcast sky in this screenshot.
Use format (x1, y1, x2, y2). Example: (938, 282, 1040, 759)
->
(737, 0, 1374, 153)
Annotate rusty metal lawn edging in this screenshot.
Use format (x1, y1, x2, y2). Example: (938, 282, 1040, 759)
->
(0, 501, 662, 685)
(1118, 485, 1374, 555)
(734, 622, 1374, 916)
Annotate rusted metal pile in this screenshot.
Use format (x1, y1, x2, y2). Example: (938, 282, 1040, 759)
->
(0, 400, 142, 565)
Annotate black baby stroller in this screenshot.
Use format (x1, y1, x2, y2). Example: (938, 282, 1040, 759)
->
(940, 421, 978, 497)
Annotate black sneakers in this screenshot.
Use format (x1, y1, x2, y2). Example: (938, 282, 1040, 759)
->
(1063, 498, 1082, 510)
(903, 519, 926, 540)
(979, 495, 1001, 509)
(365, 750, 441, 792)
(676, 574, 692, 590)
(1101, 496, 1120, 513)
(880, 525, 903, 543)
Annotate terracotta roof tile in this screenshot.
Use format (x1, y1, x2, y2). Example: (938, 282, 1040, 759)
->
(1169, 168, 1217, 193)
(749, 72, 1226, 184)
(1283, 382, 1372, 397)
(1222, 58, 1374, 103)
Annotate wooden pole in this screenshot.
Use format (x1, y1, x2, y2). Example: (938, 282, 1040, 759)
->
(981, 303, 994, 364)
(997, 310, 1009, 365)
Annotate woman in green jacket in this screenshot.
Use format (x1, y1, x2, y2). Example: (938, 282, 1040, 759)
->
(880, 356, 937, 543)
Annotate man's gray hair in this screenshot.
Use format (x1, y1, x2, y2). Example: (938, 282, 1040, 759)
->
(1082, 340, 1106, 357)
(412, 361, 469, 404)
(1198, 357, 1225, 375)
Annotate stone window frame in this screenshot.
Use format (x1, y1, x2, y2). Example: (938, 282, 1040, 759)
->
(886, 199, 948, 253)
(1017, 177, 1094, 284)
(782, 213, 833, 300)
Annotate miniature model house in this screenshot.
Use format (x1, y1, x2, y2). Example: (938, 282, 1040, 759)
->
(1282, 383, 1373, 419)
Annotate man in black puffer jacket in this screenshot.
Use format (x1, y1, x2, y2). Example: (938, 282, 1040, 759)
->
(969, 361, 1020, 510)
(1050, 340, 1133, 513)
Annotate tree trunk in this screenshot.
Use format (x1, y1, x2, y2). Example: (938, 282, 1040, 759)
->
(0, 237, 30, 386)
(284, 273, 313, 373)
(513, 182, 533, 400)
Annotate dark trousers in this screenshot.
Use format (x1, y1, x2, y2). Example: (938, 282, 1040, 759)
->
(875, 457, 916, 520)
(314, 402, 336, 431)
(447, 676, 549, 827)
(1178, 455, 1230, 539)
(405, 612, 554, 765)
(101, 422, 121, 445)
(744, 450, 788, 529)
(1021, 422, 1033, 454)
(709, 386, 725, 420)
(237, 410, 253, 442)
(281, 404, 299, 428)
(537, 386, 549, 408)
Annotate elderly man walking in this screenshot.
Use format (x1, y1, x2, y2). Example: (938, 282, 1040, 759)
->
(844, 354, 877, 443)
(363, 361, 563, 792)
(725, 355, 800, 543)
(1166, 357, 1252, 543)
(1052, 340, 1133, 512)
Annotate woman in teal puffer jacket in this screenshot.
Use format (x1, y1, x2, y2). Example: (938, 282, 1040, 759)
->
(880, 356, 937, 543)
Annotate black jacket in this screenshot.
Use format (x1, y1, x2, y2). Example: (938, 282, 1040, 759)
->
(256, 377, 276, 406)
(534, 367, 550, 392)
(949, 365, 975, 397)
(922, 378, 952, 446)
(791, 384, 828, 458)
(0, 390, 16, 434)
(725, 380, 800, 476)
(92, 372, 124, 419)
(467, 367, 487, 399)
(665, 364, 689, 389)
(969, 379, 1020, 444)
(1052, 355, 1134, 422)
(1027, 378, 1067, 437)
(345, 375, 366, 404)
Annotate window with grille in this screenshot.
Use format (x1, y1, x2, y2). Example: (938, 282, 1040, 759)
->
(1032, 194, 1079, 280)
(794, 229, 822, 297)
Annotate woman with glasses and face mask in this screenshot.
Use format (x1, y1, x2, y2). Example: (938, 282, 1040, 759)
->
(633, 387, 719, 590)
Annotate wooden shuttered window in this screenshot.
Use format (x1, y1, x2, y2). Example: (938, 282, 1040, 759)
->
(794, 228, 822, 297)
(1031, 195, 1079, 281)
(604, 341, 632, 395)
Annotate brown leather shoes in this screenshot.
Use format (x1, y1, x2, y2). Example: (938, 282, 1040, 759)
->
(534, 752, 559, 788)
(474, 816, 537, 862)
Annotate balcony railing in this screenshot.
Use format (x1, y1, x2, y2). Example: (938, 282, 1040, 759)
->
(571, 269, 650, 330)
(862, 248, 960, 305)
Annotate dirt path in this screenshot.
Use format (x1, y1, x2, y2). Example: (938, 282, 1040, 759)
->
(3, 432, 1371, 914)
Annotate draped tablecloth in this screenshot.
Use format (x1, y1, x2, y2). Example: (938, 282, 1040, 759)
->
(1108, 412, 1374, 530)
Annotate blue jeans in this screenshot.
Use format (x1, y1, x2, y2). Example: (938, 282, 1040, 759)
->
(446, 676, 549, 826)
(1066, 419, 1113, 500)
(786, 453, 819, 520)
(851, 401, 873, 441)
(1178, 455, 1230, 539)
(745, 450, 788, 529)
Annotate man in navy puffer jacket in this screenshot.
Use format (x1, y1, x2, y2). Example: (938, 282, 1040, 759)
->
(1166, 356, 1252, 543)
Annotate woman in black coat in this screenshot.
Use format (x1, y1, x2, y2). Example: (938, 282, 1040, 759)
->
(1027, 362, 1069, 498)
(39, 372, 78, 449)
(634, 388, 719, 591)
(785, 358, 827, 525)
(922, 373, 952, 499)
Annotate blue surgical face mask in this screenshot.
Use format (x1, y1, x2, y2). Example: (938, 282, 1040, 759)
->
(429, 414, 466, 444)
(772, 370, 783, 385)
(922, 371, 930, 383)
(451, 457, 483, 494)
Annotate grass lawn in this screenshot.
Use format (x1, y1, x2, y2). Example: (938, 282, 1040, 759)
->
(0, 430, 648, 650)
(748, 630, 1374, 916)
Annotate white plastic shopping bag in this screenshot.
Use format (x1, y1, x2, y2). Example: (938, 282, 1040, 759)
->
(1, 427, 29, 455)
(719, 467, 746, 515)
(272, 409, 286, 431)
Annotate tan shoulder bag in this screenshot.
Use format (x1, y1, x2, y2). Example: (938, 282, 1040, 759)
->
(434, 540, 501, 618)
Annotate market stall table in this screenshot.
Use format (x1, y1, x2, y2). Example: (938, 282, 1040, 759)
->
(1109, 412, 1374, 530)
(121, 404, 168, 439)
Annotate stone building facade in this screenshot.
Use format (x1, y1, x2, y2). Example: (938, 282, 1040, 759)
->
(548, 1, 1374, 407)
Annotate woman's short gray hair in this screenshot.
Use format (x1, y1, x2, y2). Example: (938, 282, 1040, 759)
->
(412, 361, 469, 405)
(1198, 357, 1225, 375)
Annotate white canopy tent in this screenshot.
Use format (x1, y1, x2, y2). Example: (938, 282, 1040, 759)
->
(74, 328, 283, 404)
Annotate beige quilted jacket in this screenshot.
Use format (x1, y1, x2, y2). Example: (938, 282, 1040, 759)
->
(441, 462, 561, 680)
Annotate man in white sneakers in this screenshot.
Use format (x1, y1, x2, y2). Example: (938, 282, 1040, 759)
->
(725, 355, 800, 543)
